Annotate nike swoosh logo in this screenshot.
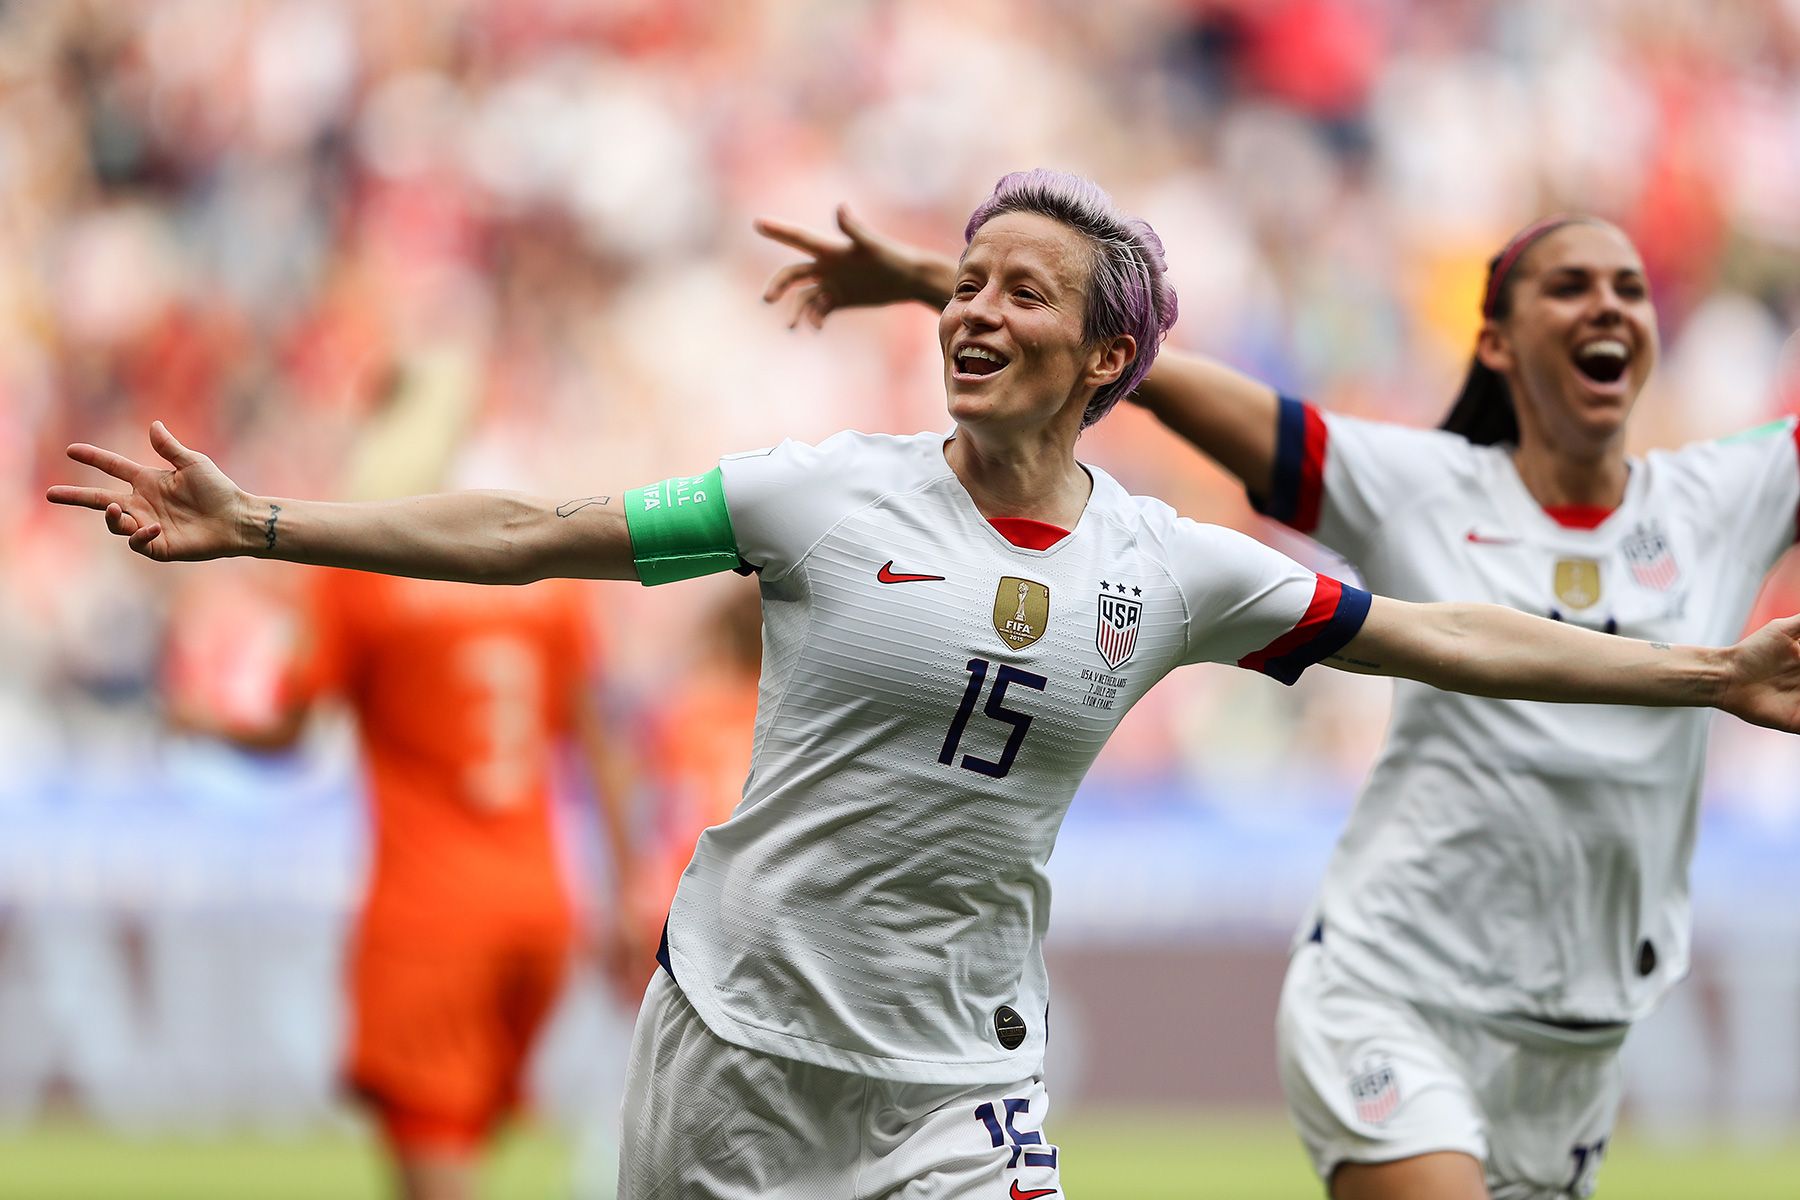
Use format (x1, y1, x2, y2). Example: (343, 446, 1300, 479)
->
(1464, 531, 1519, 546)
(1010, 1184, 1058, 1200)
(877, 561, 945, 584)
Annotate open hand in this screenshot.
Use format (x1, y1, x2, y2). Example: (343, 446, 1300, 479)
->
(754, 204, 949, 329)
(45, 421, 249, 562)
(1719, 614, 1800, 733)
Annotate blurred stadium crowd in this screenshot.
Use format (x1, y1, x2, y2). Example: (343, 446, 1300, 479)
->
(5, 0, 1800, 1137)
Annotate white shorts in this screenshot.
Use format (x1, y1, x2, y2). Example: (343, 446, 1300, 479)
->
(620, 970, 1064, 1199)
(1277, 941, 1625, 1200)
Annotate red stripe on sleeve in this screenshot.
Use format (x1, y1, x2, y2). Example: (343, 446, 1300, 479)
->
(1294, 404, 1328, 533)
(1238, 574, 1342, 675)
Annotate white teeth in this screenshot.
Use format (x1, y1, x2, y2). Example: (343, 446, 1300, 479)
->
(1577, 338, 1629, 362)
(959, 347, 1005, 364)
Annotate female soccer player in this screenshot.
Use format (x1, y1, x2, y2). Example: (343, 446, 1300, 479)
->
(51, 175, 1800, 1200)
(757, 206, 1800, 1199)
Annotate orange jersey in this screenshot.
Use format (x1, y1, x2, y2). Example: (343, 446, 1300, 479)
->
(297, 570, 596, 939)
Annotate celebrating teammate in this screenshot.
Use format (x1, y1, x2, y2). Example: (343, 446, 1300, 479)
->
(49, 173, 1800, 1199)
(757, 205, 1800, 1198)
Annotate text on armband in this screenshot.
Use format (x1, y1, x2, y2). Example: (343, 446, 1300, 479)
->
(641, 478, 709, 511)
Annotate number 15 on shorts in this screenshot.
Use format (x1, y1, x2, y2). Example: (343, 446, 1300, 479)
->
(974, 1097, 1059, 1175)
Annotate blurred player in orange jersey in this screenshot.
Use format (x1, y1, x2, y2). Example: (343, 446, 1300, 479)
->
(206, 358, 640, 1200)
(296, 566, 635, 1200)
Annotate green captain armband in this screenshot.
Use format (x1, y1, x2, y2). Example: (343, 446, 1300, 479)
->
(624, 467, 741, 585)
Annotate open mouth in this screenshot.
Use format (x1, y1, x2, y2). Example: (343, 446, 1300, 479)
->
(1572, 337, 1630, 386)
(953, 345, 1010, 379)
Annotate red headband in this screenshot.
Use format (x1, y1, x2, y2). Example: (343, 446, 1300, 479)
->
(1481, 215, 1582, 318)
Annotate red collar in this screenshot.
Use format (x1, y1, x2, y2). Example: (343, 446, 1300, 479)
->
(1541, 504, 1615, 530)
(989, 517, 1071, 550)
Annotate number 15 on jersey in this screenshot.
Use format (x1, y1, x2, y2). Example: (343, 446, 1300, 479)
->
(939, 658, 1047, 781)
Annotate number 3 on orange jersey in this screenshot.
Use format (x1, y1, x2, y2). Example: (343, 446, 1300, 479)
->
(457, 634, 544, 811)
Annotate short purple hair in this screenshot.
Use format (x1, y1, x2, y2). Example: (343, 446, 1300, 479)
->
(963, 169, 1179, 428)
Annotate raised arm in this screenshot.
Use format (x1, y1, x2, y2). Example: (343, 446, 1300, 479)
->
(46, 422, 636, 583)
(755, 204, 957, 328)
(756, 206, 1281, 491)
(1130, 354, 1280, 495)
(1339, 594, 1800, 732)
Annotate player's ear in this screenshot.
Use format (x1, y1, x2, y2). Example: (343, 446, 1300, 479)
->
(1475, 321, 1513, 375)
(1086, 334, 1135, 390)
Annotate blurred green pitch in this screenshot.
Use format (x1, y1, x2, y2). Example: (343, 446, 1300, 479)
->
(4, 1115, 1799, 1198)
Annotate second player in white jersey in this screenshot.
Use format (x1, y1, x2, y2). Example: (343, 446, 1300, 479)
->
(1263, 402, 1800, 1021)
(663, 428, 1365, 1083)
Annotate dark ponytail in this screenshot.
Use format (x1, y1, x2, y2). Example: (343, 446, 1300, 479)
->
(1439, 214, 1592, 446)
(1441, 359, 1519, 445)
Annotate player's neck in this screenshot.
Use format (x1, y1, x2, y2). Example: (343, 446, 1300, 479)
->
(1510, 438, 1629, 511)
(944, 430, 1092, 529)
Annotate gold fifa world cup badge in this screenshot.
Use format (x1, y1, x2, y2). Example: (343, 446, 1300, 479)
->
(1553, 558, 1602, 610)
(993, 577, 1051, 650)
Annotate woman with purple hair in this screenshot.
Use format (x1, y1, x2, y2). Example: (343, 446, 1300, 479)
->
(51, 176, 1800, 1198)
(759, 207, 1800, 1198)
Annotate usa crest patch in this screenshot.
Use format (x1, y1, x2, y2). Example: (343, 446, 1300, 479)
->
(1622, 523, 1681, 591)
(1350, 1059, 1400, 1125)
(1096, 591, 1142, 669)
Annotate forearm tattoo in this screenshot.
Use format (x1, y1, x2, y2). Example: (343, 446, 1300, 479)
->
(1328, 653, 1382, 670)
(555, 496, 611, 517)
(1649, 642, 1671, 650)
(263, 503, 282, 551)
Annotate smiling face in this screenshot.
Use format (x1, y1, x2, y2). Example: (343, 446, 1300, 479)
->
(1478, 222, 1659, 454)
(938, 211, 1133, 439)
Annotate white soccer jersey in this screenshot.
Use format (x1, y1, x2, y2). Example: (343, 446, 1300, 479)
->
(655, 429, 1368, 1084)
(1256, 399, 1800, 1022)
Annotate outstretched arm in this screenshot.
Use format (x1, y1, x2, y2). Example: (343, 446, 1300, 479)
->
(755, 206, 1281, 491)
(1338, 595, 1800, 732)
(1130, 355, 1281, 497)
(46, 422, 636, 584)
